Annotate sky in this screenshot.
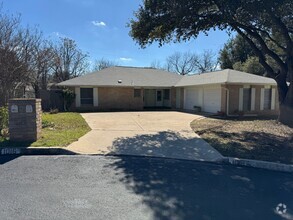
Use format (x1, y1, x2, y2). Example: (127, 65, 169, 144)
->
(2, 0, 231, 68)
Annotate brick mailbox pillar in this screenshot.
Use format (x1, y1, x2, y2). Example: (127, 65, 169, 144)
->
(8, 99, 42, 142)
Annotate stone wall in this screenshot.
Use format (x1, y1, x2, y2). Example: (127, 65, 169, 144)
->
(9, 99, 42, 142)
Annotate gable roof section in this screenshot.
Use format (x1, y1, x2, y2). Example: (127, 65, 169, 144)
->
(58, 66, 183, 87)
(175, 69, 276, 87)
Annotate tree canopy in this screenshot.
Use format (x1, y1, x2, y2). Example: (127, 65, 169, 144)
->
(130, 0, 293, 126)
(0, 8, 89, 104)
(219, 35, 265, 76)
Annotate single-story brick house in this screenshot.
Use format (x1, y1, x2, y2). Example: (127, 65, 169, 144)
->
(58, 66, 278, 116)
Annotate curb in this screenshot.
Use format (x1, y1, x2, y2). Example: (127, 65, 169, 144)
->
(0, 147, 77, 156)
(1, 147, 292, 173)
(221, 157, 293, 173)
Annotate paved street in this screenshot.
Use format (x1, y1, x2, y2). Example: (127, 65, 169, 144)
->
(0, 155, 292, 220)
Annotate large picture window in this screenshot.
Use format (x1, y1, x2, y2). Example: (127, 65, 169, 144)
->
(80, 88, 93, 105)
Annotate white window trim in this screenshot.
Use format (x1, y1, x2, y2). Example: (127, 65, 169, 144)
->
(93, 88, 99, 107)
(271, 88, 276, 110)
(251, 88, 256, 111)
(75, 87, 80, 107)
(80, 87, 94, 106)
(260, 88, 265, 110)
(239, 88, 243, 111)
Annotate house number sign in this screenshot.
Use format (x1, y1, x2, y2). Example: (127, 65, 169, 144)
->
(11, 105, 18, 113)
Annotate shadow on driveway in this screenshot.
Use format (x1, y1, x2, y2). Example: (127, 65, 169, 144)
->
(109, 131, 223, 161)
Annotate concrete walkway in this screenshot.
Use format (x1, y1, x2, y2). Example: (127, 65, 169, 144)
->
(67, 111, 223, 162)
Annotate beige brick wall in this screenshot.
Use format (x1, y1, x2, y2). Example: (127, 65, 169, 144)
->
(71, 87, 144, 111)
(98, 87, 143, 110)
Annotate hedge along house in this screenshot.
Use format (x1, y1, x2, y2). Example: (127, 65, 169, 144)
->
(58, 66, 278, 116)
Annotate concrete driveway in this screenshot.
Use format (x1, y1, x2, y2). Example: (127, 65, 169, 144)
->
(67, 111, 223, 161)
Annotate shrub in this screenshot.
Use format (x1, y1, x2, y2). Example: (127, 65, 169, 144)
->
(62, 89, 76, 111)
(0, 106, 8, 131)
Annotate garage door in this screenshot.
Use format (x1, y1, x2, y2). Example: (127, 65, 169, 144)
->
(203, 88, 221, 113)
(184, 87, 201, 110)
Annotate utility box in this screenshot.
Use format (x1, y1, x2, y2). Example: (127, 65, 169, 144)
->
(8, 99, 42, 142)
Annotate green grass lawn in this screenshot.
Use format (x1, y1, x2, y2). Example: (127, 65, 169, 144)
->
(0, 112, 91, 148)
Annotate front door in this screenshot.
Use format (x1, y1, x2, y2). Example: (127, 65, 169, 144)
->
(156, 90, 163, 106)
(144, 89, 156, 107)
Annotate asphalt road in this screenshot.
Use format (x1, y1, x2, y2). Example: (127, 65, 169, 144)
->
(0, 155, 292, 220)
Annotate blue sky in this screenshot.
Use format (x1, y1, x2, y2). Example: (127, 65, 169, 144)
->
(3, 0, 231, 67)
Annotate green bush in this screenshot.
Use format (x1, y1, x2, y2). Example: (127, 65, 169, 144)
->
(0, 106, 8, 131)
(62, 89, 76, 111)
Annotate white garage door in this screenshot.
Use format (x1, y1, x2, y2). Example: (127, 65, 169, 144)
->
(184, 87, 201, 110)
(203, 88, 221, 113)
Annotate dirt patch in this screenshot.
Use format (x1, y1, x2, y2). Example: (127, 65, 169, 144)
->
(191, 118, 293, 164)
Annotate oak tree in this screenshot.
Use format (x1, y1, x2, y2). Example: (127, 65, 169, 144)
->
(130, 0, 293, 126)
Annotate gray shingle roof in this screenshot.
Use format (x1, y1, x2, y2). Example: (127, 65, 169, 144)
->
(58, 67, 276, 88)
(58, 66, 183, 87)
(175, 69, 276, 87)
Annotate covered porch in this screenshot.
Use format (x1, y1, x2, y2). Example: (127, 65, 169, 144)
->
(143, 88, 175, 109)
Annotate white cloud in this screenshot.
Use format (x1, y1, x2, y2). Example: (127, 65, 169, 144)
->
(92, 21, 106, 27)
(119, 57, 133, 62)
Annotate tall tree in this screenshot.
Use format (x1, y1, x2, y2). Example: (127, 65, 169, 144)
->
(219, 35, 266, 76)
(166, 51, 197, 75)
(52, 38, 89, 82)
(151, 50, 218, 74)
(219, 35, 255, 69)
(30, 40, 55, 97)
(0, 12, 33, 105)
(92, 58, 118, 71)
(195, 50, 219, 73)
(150, 59, 163, 70)
(130, 0, 293, 126)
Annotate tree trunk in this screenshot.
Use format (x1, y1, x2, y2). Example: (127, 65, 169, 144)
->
(278, 82, 293, 128)
(34, 84, 40, 98)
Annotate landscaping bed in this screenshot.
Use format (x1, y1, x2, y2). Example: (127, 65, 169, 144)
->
(0, 112, 90, 148)
(191, 118, 293, 164)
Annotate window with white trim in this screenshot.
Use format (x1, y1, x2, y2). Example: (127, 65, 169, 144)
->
(80, 88, 93, 106)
